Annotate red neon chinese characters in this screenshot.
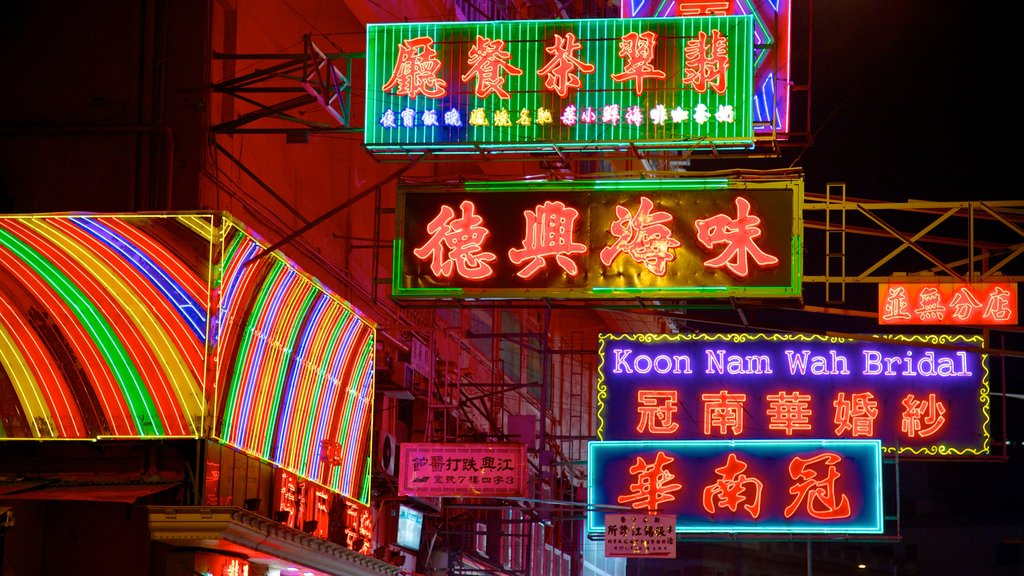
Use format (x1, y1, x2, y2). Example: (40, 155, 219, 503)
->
(610, 31, 666, 96)
(949, 287, 982, 321)
(636, 390, 680, 434)
(983, 286, 1013, 321)
(600, 196, 681, 276)
(765, 391, 813, 436)
(702, 390, 746, 436)
(382, 36, 447, 99)
(882, 286, 912, 321)
(833, 392, 878, 437)
(507, 201, 587, 279)
(616, 451, 682, 511)
(412, 201, 497, 280)
(695, 196, 779, 279)
(702, 453, 763, 518)
(537, 32, 595, 98)
(900, 393, 946, 438)
(682, 29, 730, 95)
(784, 452, 852, 520)
(461, 35, 523, 99)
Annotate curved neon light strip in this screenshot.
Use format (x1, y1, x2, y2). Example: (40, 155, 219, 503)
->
(274, 292, 330, 463)
(0, 223, 161, 435)
(0, 296, 80, 437)
(48, 220, 203, 401)
(72, 218, 207, 343)
(26, 219, 195, 435)
(309, 309, 356, 481)
(293, 304, 349, 476)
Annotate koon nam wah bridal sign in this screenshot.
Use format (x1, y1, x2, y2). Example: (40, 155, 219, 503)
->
(597, 333, 989, 457)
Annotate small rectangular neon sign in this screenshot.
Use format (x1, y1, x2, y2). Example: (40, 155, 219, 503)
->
(398, 443, 528, 497)
(597, 333, 989, 457)
(365, 16, 753, 154)
(395, 178, 801, 299)
(879, 282, 1017, 325)
(604, 513, 677, 557)
(587, 439, 883, 534)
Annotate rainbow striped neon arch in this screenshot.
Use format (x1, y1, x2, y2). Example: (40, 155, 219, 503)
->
(0, 213, 376, 503)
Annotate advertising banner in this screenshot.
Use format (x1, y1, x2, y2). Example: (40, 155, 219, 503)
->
(598, 333, 989, 456)
(588, 439, 883, 534)
(395, 178, 801, 299)
(366, 16, 753, 154)
(398, 443, 528, 497)
(879, 282, 1017, 326)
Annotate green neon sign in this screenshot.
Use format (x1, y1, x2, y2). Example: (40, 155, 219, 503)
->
(366, 16, 753, 154)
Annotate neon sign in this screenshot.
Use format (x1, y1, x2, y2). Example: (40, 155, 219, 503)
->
(398, 443, 528, 498)
(395, 178, 801, 299)
(879, 282, 1018, 325)
(0, 213, 377, 504)
(597, 334, 989, 457)
(365, 16, 753, 154)
(587, 440, 884, 534)
(624, 0, 791, 135)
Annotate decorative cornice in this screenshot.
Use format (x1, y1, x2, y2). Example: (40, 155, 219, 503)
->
(148, 506, 399, 576)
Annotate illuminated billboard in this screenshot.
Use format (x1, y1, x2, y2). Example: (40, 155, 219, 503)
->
(879, 282, 1017, 326)
(587, 439, 883, 534)
(623, 0, 791, 135)
(597, 333, 989, 456)
(0, 214, 375, 503)
(365, 16, 753, 154)
(398, 443, 528, 497)
(394, 178, 801, 299)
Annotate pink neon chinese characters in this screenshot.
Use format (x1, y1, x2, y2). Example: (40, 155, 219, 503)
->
(949, 287, 982, 321)
(766, 391, 813, 436)
(461, 35, 523, 99)
(610, 31, 667, 96)
(833, 392, 878, 437)
(537, 32, 595, 98)
(983, 287, 1013, 321)
(600, 196, 682, 276)
(702, 390, 746, 435)
(901, 393, 946, 438)
(636, 390, 680, 434)
(683, 29, 730, 95)
(695, 196, 779, 278)
(382, 36, 447, 99)
(784, 452, 852, 520)
(882, 286, 912, 321)
(616, 451, 682, 511)
(507, 201, 587, 279)
(412, 201, 497, 280)
(702, 453, 763, 518)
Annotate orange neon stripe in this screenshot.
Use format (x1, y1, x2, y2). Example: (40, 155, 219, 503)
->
(27, 220, 189, 435)
(0, 291, 84, 436)
(0, 224, 133, 434)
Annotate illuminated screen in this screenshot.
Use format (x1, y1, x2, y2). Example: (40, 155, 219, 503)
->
(587, 439, 883, 534)
(395, 178, 801, 299)
(597, 333, 989, 457)
(365, 16, 753, 154)
(215, 220, 376, 503)
(0, 214, 212, 439)
(397, 505, 424, 550)
(622, 0, 791, 134)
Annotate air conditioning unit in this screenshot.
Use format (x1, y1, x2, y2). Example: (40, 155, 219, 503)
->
(379, 432, 399, 477)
